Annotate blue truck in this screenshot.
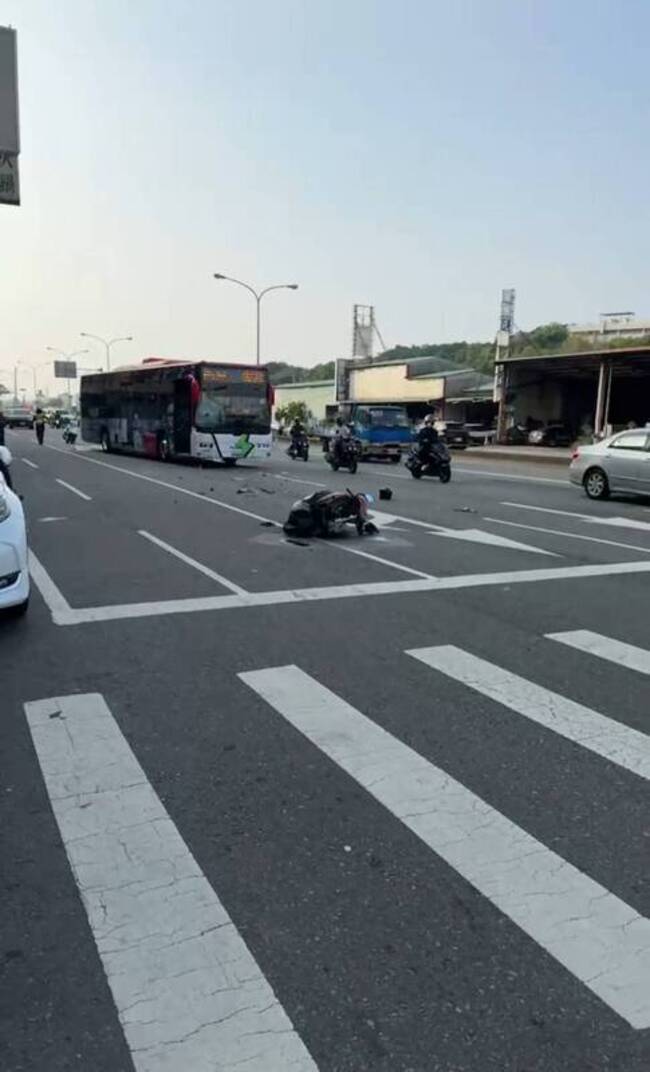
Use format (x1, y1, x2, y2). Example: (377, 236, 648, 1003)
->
(345, 404, 413, 462)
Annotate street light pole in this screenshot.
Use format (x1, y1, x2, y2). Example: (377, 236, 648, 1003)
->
(212, 274, 298, 366)
(80, 333, 132, 373)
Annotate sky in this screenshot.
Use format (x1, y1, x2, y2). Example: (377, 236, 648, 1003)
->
(1, 0, 649, 398)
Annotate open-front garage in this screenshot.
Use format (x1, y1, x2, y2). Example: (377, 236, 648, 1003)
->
(496, 345, 650, 440)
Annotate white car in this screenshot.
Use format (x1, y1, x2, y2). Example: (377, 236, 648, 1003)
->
(0, 446, 29, 616)
(569, 428, 650, 500)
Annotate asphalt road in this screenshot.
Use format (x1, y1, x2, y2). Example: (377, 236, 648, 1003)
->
(2, 429, 650, 1072)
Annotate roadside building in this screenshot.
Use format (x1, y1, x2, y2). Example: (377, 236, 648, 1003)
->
(495, 344, 650, 441)
(273, 380, 335, 426)
(341, 355, 494, 426)
(568, 313, 650, 345)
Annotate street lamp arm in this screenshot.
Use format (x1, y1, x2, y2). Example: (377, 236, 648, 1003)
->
(107, 336, 133, 347)
(258, 284, 299, 300)
(213, 274, 259, 301)
(80, 332, 108, 347)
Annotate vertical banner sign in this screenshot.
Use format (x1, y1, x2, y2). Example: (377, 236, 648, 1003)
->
(0, 26, 20, 206)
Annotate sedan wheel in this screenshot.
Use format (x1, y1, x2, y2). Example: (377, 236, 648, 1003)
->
(584, 467, 609, 500)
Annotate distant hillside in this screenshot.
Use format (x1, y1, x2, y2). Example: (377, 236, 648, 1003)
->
(267, 361, 335, 385)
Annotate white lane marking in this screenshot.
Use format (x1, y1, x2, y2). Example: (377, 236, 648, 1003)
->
(326, 540, 436, 579)
(56, 478, 92, 501)
(138, 530, 248, 595)
(407, 645, 650, 783)
(501, 501, 650, 532)
(548, 630, 650, 676)
(240, 665, 650, 1030)
(21, 458, 39, 469)
(428, 527, 556, 556)
(24, 693, 317, 1072)
(37, 516, 67, 523)
(44, 444, 279, 526)
(46, 558, 650, 626)
(455, 467, 569, 486)
(274, 472, 327, 488)
(484, 517, 650, 556)
(28, 550, 73, 621)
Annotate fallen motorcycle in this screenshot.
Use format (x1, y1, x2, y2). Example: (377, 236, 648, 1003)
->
(405, 442, 451, 482)
(286, 434, 309, 461)
(325, 437, 361, 474)
(283, 489, 376, 538)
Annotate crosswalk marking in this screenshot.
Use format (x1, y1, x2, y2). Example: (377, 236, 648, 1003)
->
(24, 693, 317, 1072)
(407, 645, 650, 783)
(240, 664, 650, 1029)
(548, 630, 650, 676)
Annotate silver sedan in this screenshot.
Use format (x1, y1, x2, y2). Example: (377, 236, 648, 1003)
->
(569, 428, 650, 500)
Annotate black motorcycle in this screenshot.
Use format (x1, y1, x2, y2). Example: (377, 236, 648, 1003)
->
(405, 441, 451, 482)
(284, 489, 374, 538)
(287, 433, 309, 461)
(325, 436, 361, 474)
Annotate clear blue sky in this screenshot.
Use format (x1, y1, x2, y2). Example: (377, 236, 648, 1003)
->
(1, 0, 649, 395)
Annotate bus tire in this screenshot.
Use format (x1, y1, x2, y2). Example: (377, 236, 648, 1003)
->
(223, 458, 237, 467)
(100, 429, 111, 453)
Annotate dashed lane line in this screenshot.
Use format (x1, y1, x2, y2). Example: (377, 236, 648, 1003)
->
(56, 478, 92, 502)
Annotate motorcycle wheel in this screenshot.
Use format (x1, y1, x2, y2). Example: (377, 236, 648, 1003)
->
(328, 460, 339, 472)
(348, 459, 358, 474)
(439, 465, 451, 483)
(410, 465, 422, 479)
(303, 449, 309, 462)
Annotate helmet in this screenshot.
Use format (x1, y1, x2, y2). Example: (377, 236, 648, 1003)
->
(424, 414, 434, 425)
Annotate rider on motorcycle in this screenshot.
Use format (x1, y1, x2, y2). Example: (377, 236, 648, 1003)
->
(290, 418, 306, 452)
(332, 416, 351, 464)
(417, 414, 440, 463)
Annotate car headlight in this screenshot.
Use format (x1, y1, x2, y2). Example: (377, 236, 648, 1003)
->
(0, 493, 10, 522)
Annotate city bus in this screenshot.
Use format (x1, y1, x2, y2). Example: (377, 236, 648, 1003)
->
(80, 358, 272, 465)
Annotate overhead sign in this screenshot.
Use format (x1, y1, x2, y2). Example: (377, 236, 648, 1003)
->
(54, 361, 77, 380)
(0, 27, 19, 154)
(0, 151, 19, 205)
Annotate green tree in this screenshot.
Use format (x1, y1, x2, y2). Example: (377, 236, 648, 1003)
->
(275, 400, 312, 428)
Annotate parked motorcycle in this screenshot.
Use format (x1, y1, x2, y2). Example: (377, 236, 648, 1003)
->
(325, 437, 361, 474)
(287, 434, 310, 461)
(284, 489, 375, 538)
(405, 442, 451, 482)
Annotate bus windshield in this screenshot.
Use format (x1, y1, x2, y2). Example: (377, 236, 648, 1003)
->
(195, 383, 270, 434)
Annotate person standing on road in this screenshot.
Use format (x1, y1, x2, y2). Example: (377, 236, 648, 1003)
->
(34, 408, 46, 446)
